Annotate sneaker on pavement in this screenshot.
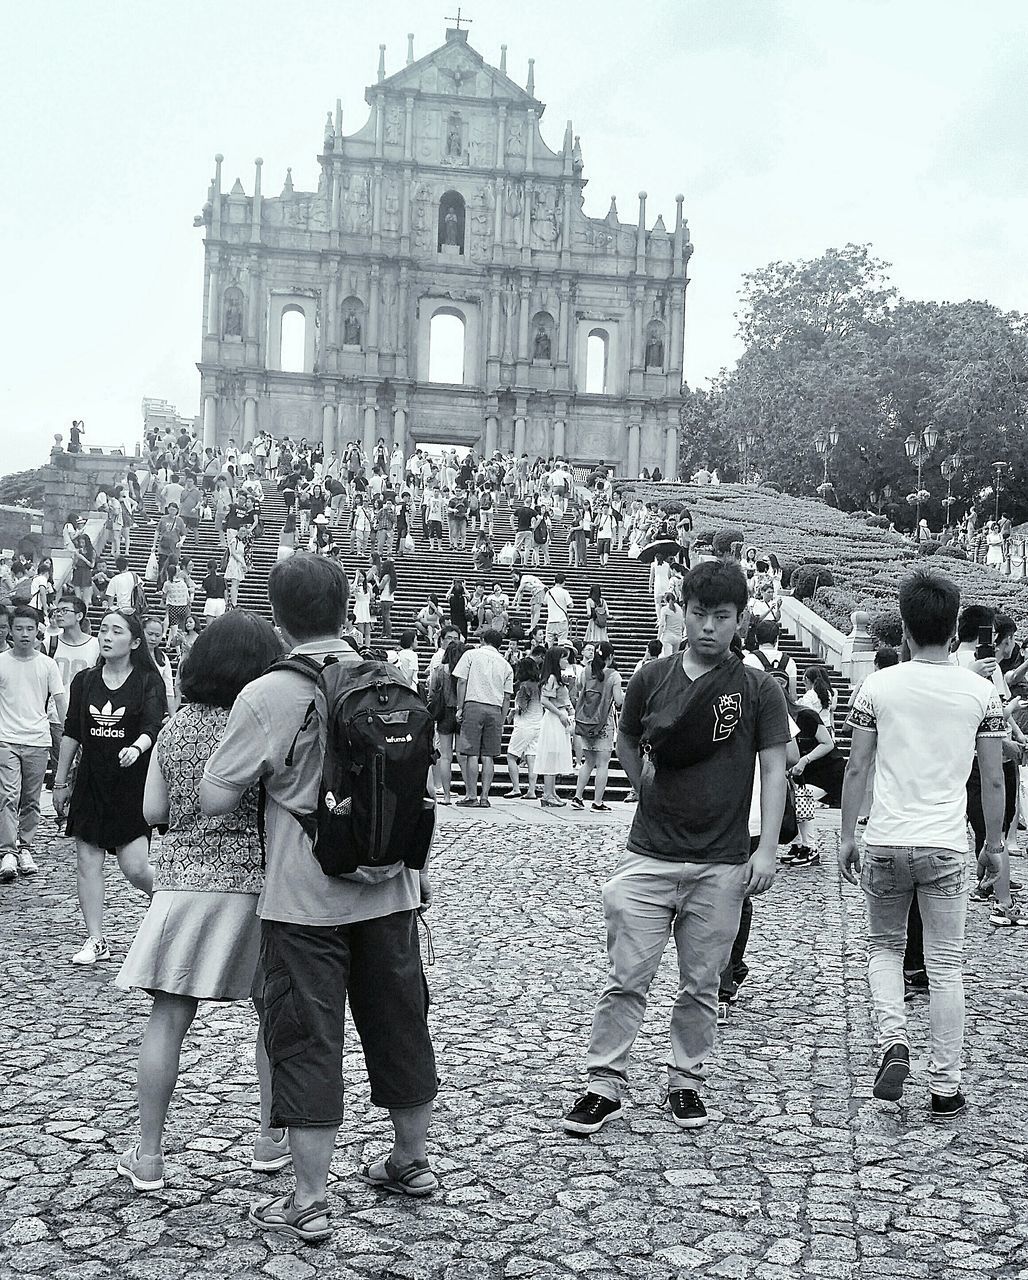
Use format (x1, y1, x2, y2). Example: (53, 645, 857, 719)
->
(780, 845, 802, 865)
(16, 850, 38, 876)
(624, 790, 638, 803)
(667, 1089, 708, 1129)
(872, 1043, 910, 1102)
(591, 802, 612, 812)
(0, 854, 17, 884)
(791, 847, 820, 867)
(969, 883, 994, 903)
(717, 1000, 730, 1026)
(72, 936, 111, 965)
(989, 904, 1026, 927)
(570, 796, 585, 810)
(562, 1092, 622, 1135)
(251, 1130, 292, 1172)
(117, 1144, 165, 1191)
(930, 1090, 967, 1120)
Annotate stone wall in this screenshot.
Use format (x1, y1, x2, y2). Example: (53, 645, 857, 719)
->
(0, 504, 45, 557)
(39, 451, 134, 544)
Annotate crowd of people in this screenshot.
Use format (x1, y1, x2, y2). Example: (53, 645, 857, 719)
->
(2, 421, 1027, 1245)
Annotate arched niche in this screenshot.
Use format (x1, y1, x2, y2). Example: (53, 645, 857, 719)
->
(585, 327, 610, 393)
(438, 190, 466, 254)
(222, 286, 244, 339)
(341, 295, 364, 348)
(416, 298, 481, 386)
(428, 308, 467, 384)
(645, 320, 666, 370)
(531, 311, 555, 362)
(268, 294, 317, 373)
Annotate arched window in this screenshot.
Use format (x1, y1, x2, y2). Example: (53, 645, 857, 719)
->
(428, 309, 466, 384)
(437, 191, 466, 254)
(280, 306, 307, 373)
(585, 328, 609, 394)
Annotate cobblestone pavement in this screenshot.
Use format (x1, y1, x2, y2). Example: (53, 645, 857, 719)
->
(3, 803, 1028, 1280)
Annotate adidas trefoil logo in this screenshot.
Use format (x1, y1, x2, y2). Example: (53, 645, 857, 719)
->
(89, 701, 125, 728)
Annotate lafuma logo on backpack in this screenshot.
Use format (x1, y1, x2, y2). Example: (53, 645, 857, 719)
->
(711, 693, 742, 743)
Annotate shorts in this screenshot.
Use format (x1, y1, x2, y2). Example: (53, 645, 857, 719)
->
(427, 520, 443, 539)
(183, 516, 199, 530)
(597, 538, 611, 557)
(459, 700, 504, 757)
(258, 912, 437, 1128)
(203, 598, 226, 618)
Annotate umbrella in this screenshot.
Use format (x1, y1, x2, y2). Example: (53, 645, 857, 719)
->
(636, 538, 688, 564)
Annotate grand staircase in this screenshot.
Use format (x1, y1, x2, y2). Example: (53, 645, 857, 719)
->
(89, 481, 852, 801)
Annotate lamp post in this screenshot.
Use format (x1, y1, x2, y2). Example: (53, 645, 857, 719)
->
(903, 423, 939, 539)
(940, 454, 960, 526)
(736, 429, 757, 483)
(992, 461, 1008, 521)
(814, 425, 840, 487)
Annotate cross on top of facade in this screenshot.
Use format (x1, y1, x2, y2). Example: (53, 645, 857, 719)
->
(445, 7, 471, 30)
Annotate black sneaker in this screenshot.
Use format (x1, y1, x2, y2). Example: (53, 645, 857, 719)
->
(780, 845, 802, 864)
(903, 968, 929, 1002)
(872, 1043, 910, 1101)
(791, 846, 821, 867)
(931, 1090, 967, 1120)
(570, 796, 585, 810)
(717, 1000, 730, 1026)
(562, 1092, 622, 1135)
(667, 1089, 708, 1129)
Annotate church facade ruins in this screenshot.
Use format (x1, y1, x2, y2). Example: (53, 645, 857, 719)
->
(194, 27, 692, 475)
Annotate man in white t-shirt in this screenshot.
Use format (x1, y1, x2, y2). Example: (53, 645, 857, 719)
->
(46, 597, 101, 790)
(391, 631, 419, 690)
(105, 556, 138, 611)
(511, 571, 546, 633)
(840, 568, 1007, 1119)
(743, 619, 798, 703)
(544, 574, 574, 646)
(453, 630, 513, 807)
(0, 607, 67, 880)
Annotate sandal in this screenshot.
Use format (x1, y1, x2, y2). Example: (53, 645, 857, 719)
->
(249, 1192, 332, 1243)
(356, 1156, 439, 1198)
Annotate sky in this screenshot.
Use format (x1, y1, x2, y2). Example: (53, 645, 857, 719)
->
(3, 0, 1027, 472)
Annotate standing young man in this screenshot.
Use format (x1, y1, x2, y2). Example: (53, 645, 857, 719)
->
(201, 555, 437, 1245)
(453, 629, 513, 808)
(0, 608, 67, 881)
(840, 568, 1007, 1118)
(46, 597, 100, 790)
(564, 561, 789, 1134)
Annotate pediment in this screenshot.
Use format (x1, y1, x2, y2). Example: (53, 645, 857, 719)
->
(379, 37, 540, 108)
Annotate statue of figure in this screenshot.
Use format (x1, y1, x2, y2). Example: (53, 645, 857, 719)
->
(324, 112, 335, 151)
(223, 295, 243, 338)
(645, 332, 664, 369)
(443, 206, 460, 246)
(446, 116, 462, 158)
(384, 106, 402, 146)
(344, 310, 362, 345)
(572, 134, 583, 174)
(506, 118, 524, 157)
(533, 325, 552, 360)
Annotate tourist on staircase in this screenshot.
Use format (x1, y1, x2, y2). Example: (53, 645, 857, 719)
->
(570, 641, 623, 813)
(505, 656, 543, 800)
(427, 638, 465, 806)
(536, 646, 574, 808)
(453, 629, 513, 807)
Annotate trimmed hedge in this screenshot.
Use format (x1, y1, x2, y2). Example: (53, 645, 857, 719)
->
(868, 611, 904, 647)
(713, 526, 745, 556)
(793, 564, 836, 601)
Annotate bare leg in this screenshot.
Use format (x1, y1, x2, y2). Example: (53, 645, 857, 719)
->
(594, 754, 611, 805)
(574, 759, 592, 802)
(388, 1101, 433, 1166)
(481, 755, 495, 796)
(526, 754, 538, 795)
(506, 753, 522, 791)
(253, 1015, 279, 1138)
(137, 992, 198, 1156)
(289, 1125, 339, 1206)
(116, 836, 154, 898)
(459, 754, 478, 800)
(76, 841, 106, 937)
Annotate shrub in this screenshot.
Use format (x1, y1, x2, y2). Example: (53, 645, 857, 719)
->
(713, 526, 745, 556)
(917, 540, 943, 557)
(868, 610, 904, 647)
(793, 564, 836, 601)
(779, 561, 798, 589)
(936, 544, 968, 560)
(694, 528, 717, 546)
(811, 586, 857, 634)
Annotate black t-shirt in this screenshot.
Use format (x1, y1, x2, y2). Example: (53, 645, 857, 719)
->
(619, 655, 790, 863)
(514, 506, 535, 532)
(202, 573, 226, 600)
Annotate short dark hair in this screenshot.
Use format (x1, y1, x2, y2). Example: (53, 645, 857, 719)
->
(995, 612, 1017, 643)
(11, 606, 39, 627)
(481, 627, 502, 648)
(646, 638, 663, 658)
(399, 629, 415, 649)
(269, 555, 348, 641)
(874, 646, 900, 669)
(61, 596, 88, 620)
(554, 572, 566, 584)
(955, 602, 994, 645)
(900, 569, 962, 648)
(681, 560, 748, 616)
(179, 611, 283, 709)
(755, 618, 780, 646)
(115, 556, 128, 571)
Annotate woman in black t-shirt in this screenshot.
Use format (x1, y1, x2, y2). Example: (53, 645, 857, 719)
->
(54, 610, 168, 966)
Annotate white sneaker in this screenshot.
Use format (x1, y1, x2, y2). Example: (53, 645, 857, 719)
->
(16, 850, 38, 876)
(72, 936, 111, 965)
(0, 854, 17, 883)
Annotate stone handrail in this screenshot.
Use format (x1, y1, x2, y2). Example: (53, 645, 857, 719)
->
(779, 595, 876, 689)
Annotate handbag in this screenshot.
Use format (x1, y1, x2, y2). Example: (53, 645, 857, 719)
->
(402, 533, 415, 554)
(793, 782, 817, 822)
(144, 551, 159, 583)
(627, 544, 641, 560)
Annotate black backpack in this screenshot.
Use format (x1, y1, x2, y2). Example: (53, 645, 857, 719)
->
(533, 517, 549, 544)
(753, 649, 791, 691)
(270, 652, 437, 877)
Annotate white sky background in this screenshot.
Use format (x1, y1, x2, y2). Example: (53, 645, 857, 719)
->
(2, 0, 1026, 472)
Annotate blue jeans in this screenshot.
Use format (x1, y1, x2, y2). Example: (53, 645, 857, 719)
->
(586, 852, 746, 1098)
(861, 845, 969, 1096)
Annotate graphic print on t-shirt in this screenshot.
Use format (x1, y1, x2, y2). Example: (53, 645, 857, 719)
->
(88, 700, 127, 739)
(712, 692, 742, 742)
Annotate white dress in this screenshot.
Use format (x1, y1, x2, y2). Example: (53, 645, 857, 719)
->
(986, 531, 1005, 567)
(535, 678, 573, 775)
(352, 581, 372, 625)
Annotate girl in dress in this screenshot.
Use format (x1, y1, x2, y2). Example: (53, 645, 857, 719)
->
(54, 609, 169, 966)
(224, 529, 247, 608)
(114, 613, 284, 1192)
(351, 569, 373, 647)
(446, 576, 469, 639)
(584, 585, 611, 644)
(415, 595, 443, 647)
(505, 657, 543, 799)
(658, 593, 685, 656)
(161, 560, 192, 645)
(535, 646, 573, 807)
(201, 557, 227, 620)
(427, 640, 465, 805)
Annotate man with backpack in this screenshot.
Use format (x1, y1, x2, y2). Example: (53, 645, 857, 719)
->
(743, 618, 798, 702)
(544, 574, 574, 647)
(201, 555, 438, 1245)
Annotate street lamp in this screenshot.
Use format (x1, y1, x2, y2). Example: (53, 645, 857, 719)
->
(992, 461, 1008, 521)
(940, 455, 961, 523)
(737, 430, 758, 482)
(904, 425, 938, 539)
(814, 426, 839, 488)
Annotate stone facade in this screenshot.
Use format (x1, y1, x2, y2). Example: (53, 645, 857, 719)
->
(194, 29, 691, 476)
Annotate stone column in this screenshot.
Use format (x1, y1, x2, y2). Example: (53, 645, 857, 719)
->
(496, 105, 507, 169)
(368, 266, 380, 349)
(202, 394, 218, 449)
(485, 413, 499, 456)
(404, 95, 415, 161)
(632, 285, 645, 370)
(558, 280, 571, 363)
(513, 415, 527, 455)
(250, 158, 263, 244)
(336, 401, 349, 447)
(374, 91, 385, 156)
(205, 255, 219, 338)
(669, 290, 685, 376)
(627, 418, 642, 478)
(488, 278, 502, 359)
(363, 400, 377, 455)
(526, 110, 536, 171)
(322, 401, 336, 452)
(553, 416, 566, 459)
(393, 406, 407, 455)
(372, 163, 383, 239)
(243, 396, 257, 443)
(331, 171, 341, 230)
(664, 417, 679, 481)
(517, 279, 531, 360)
(326, 271, 338, 349)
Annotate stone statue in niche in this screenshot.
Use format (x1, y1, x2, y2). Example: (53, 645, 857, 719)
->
(223, 295, 243, 338)
(344, 173, 371, 234)
(572, 135, 583, 174)
(531, 189, 561, 246)
(446, 115, 463, 158)
(344, 310, 362, 345)
(384, 180, 401, 231)
(443, 206, 460, 246)
(652, 292, 666, 320)
(324, 112, 335, 151)
(645, 330, 665, 369)
(506, 117, 525, 157)
(533, 325, 552, 360)
(384, 105, 403, 146)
